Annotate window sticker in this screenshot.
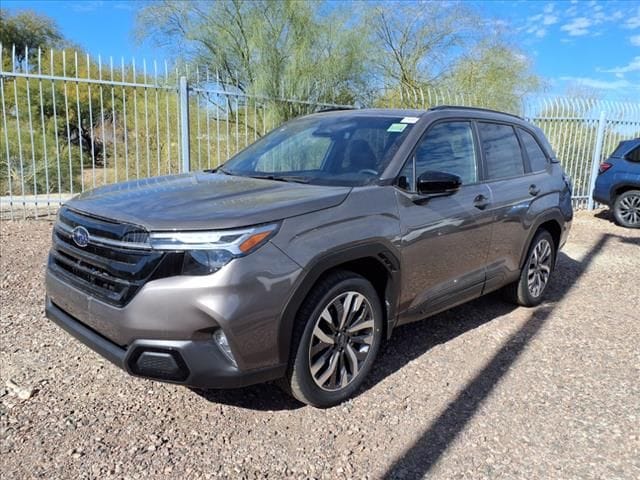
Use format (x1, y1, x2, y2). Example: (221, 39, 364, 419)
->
(387, 123, 407, 133)
(401, 116, 420, 124)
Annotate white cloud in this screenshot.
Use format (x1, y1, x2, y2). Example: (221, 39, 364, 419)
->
(543, 3, 554, 14)
(599, 56, 640, 75)
(631, 35, 640, 47)
(71, 0, 104, 12)
(543, 14, 559, 26)
(559, 76, 637, 90)
(565, 5, 578, 17)
(560, 17, 592, 36)
(624, 8, 640, 29)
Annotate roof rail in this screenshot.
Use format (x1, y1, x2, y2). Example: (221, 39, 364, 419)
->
(316, 106, 357, 113)
(428, 105, 523, 120)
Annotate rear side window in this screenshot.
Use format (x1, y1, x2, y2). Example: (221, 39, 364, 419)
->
(627, 146, 640, 162)
(519, 128, 548, 172)
(477, 122, 525, 180)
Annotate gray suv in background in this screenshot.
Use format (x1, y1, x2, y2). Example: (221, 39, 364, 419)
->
(45, 107, 573, 407)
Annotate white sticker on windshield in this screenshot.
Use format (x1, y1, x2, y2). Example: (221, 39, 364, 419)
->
(401, 116, 420, 124)
(387, 123, 407, 133)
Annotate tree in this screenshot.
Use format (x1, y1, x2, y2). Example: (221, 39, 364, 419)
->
(445, 41, 543, 113)
(136, 0, 369, 107)
(0, 9, 63, 63)
(366, 1, 477, 91)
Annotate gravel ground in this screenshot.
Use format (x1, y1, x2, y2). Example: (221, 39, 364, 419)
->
(1, 210, 639, 479)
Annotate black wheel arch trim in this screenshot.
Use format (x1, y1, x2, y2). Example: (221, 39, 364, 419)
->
(277, 240, 402, 365)
(518, 209, 567, 270)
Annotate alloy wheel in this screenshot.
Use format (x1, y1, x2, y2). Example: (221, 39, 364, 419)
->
(617, 193, 640, 226)
(527, 239, 552, 298)
(308, 291, 375, 392)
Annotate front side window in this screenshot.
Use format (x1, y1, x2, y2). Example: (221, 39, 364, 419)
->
(399, 121, 478, 189)
(519, 128, 548, 172)
(477, 122, 525, 180)
(222, 114, 416, 186)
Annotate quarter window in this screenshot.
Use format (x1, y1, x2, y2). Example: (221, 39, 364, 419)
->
(519, 128, 548, 172)
(477, 122, 525, 180)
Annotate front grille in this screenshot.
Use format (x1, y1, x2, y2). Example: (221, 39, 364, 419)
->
(49, 207, 169, 307)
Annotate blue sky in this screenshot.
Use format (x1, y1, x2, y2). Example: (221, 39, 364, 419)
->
(3, 0, 640, 100)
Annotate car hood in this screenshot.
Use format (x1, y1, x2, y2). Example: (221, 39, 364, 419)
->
(65, 172, 351, 230)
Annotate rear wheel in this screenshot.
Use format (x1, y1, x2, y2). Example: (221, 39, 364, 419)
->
(613, 190, 640, 228)
(503, 229, 555, 307)
(282, 270, 383, 407)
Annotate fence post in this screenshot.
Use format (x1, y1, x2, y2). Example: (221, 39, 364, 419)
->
(179, 76, 190, 173)
(587, 111, 607, 211)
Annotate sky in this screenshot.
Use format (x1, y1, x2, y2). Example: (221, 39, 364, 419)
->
(3, 0, 640, 100)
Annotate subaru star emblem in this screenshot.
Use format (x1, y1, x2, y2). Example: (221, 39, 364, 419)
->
(72, 226, 90, 248)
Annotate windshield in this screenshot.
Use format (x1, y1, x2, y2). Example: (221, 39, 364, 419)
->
(220, 113, 417, 186)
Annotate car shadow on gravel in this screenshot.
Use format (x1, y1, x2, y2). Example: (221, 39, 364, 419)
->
(190, 382, 304, 411)
(382, 233, 616, 479)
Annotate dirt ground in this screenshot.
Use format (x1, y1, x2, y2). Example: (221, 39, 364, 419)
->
(1, 210, 639, 479)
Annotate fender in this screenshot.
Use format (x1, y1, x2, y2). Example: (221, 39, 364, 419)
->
(518, 208, 567, 270)
(276, 240, 401, 365)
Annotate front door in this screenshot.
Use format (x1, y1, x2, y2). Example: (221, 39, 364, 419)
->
(395, 120, 493, 323)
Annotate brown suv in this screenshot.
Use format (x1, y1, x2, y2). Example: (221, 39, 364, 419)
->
(45, 106, 573, 407)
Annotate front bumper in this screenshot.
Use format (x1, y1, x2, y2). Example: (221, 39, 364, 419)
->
(46, 297, 286, 388)
(45, 241, 302, 386)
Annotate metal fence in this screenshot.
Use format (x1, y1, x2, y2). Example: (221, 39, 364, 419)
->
(1, 45, 639, 219)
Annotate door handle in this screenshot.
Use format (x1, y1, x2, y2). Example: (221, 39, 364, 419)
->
(529, 184, 540, 196)
(473, 194, 490, 210)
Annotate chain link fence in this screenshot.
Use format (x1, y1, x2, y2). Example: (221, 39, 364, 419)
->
(2, 45, 639, 219)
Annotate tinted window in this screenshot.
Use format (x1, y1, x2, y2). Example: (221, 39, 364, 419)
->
(478, 123, 524, 180)
(627, 146, 640, 162)
(403, 121, 477, 187)
(519, 128, 548, 172)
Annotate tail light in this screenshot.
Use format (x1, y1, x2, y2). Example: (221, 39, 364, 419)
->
(598, 162, 612, 174)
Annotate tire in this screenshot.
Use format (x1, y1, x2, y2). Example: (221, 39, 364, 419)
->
(281, 270, 383, 408)
(613, 190, 640, 229)
(503, 229, 556, 307)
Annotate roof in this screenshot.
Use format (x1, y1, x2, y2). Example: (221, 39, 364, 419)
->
(312, 105, 524, 121)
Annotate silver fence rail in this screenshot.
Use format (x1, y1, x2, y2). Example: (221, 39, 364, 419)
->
(1, 45, 639, 219)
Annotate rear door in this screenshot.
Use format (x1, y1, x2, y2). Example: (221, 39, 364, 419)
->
(476, 122, 545, 291)
(395, 120, 493, 322)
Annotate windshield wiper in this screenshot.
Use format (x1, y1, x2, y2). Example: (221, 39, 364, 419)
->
(246, 174, 310, 184)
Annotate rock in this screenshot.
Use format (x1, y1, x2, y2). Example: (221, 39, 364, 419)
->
(5, 379, 35, 400)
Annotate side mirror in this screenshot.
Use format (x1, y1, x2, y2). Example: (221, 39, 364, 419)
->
(416, 171, 462, 196)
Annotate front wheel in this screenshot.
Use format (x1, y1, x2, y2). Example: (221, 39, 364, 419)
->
(282, 271, 383, 407)
(503, 229, 556, 307)
(613, 190, 640, 228)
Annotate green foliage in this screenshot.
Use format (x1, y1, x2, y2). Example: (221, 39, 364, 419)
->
(0, 9, 63, 63)
(445, 42, 544, 114)
(366, 1, 477, 90)
(136, 0, 370, 111)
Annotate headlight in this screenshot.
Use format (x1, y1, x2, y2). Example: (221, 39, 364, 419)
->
(149, 224, 278, 275)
